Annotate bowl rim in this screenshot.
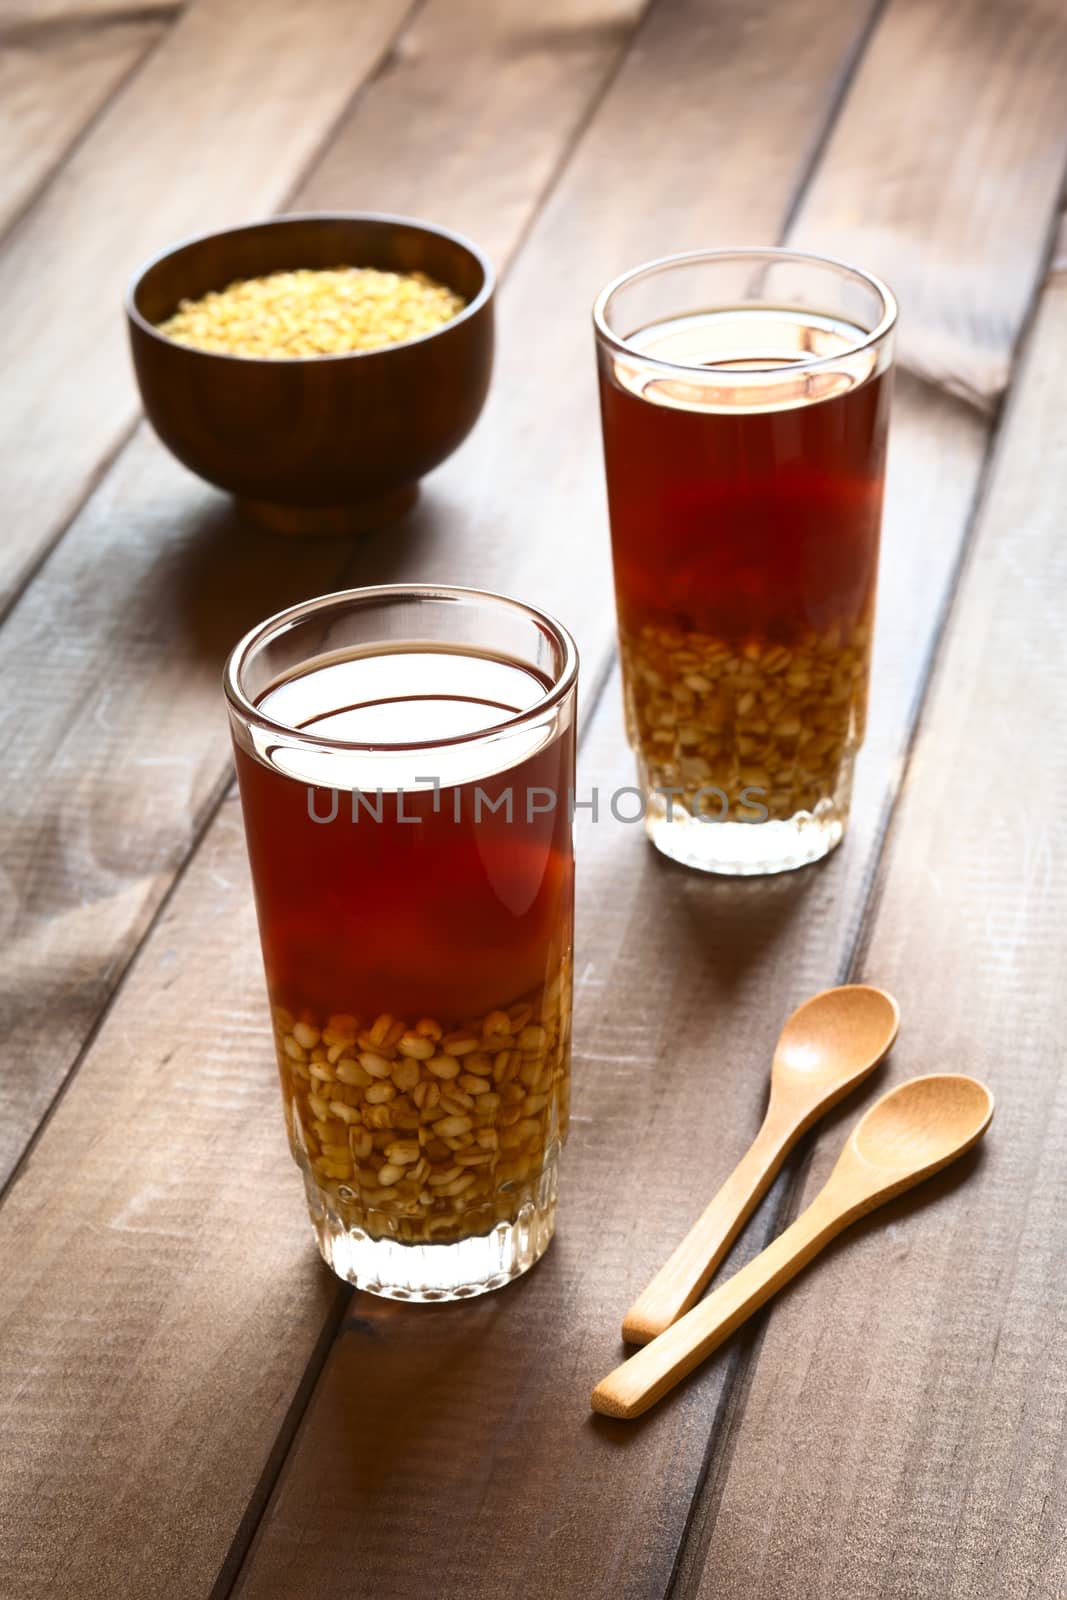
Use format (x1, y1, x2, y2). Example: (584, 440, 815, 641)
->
(124, 211, 496, 366)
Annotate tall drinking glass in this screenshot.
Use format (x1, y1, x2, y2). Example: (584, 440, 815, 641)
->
(594, 249, 896, 874)
(225, 586, 578, 1300)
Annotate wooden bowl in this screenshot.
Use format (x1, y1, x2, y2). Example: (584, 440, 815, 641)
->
(125, 214, 494, 535)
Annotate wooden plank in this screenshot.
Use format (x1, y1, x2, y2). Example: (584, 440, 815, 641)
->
(3, 2, 180, 24)
(0, 1, 889, 1594)
(787, 0, 1067, 407)
(0, 446, 359, 1187)
(0, 0, 413, 615)
(298, 0, 646, 275)
(0, 0, 872, 1188)
(0, 17, 165, 239)
(687, 264, 1067, 1600)
(221, 384, 989, 1600)
(0, 801, 348, 1600)
(0, 0, 649, 1191)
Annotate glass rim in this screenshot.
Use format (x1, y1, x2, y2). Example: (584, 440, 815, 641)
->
(224, 583, 579, 754)
(592, 245, 898, 380)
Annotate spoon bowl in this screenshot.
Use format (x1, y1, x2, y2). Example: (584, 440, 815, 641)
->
(846, 1072, 994, 1182)
(773, 983, 900, 1090)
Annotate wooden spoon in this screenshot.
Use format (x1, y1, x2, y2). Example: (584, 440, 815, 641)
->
(622, 984, 900, 1345)
(593, 1074, 994, 1419)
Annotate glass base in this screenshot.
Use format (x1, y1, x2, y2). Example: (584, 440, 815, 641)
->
(644, 780, 851, 876)
(301, 1148, 559, 1301)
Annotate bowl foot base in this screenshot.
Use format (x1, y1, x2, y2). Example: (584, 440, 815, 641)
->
(236, 484, 417, 537)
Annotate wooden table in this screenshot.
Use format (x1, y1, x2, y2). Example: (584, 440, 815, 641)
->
(3, 1, 1066, 1595)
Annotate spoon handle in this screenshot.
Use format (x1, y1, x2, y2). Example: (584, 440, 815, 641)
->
(622, 1103, 801, 1344)
(594, 1189, 852, 1419)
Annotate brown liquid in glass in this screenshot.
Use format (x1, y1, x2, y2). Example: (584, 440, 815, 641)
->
(233, 647, 574, 1022)
(598, 307, 891, 645)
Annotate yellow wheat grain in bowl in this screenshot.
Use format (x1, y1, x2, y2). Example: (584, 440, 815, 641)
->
(156, 265, 466, 358)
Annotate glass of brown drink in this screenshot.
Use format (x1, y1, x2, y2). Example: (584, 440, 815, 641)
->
(225, 586, 577, 1299)
(594, 248, 896, 874)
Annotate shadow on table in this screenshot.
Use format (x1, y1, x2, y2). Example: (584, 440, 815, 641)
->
(644, 840, 823, 1004)
(163, 488, 440, 666)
